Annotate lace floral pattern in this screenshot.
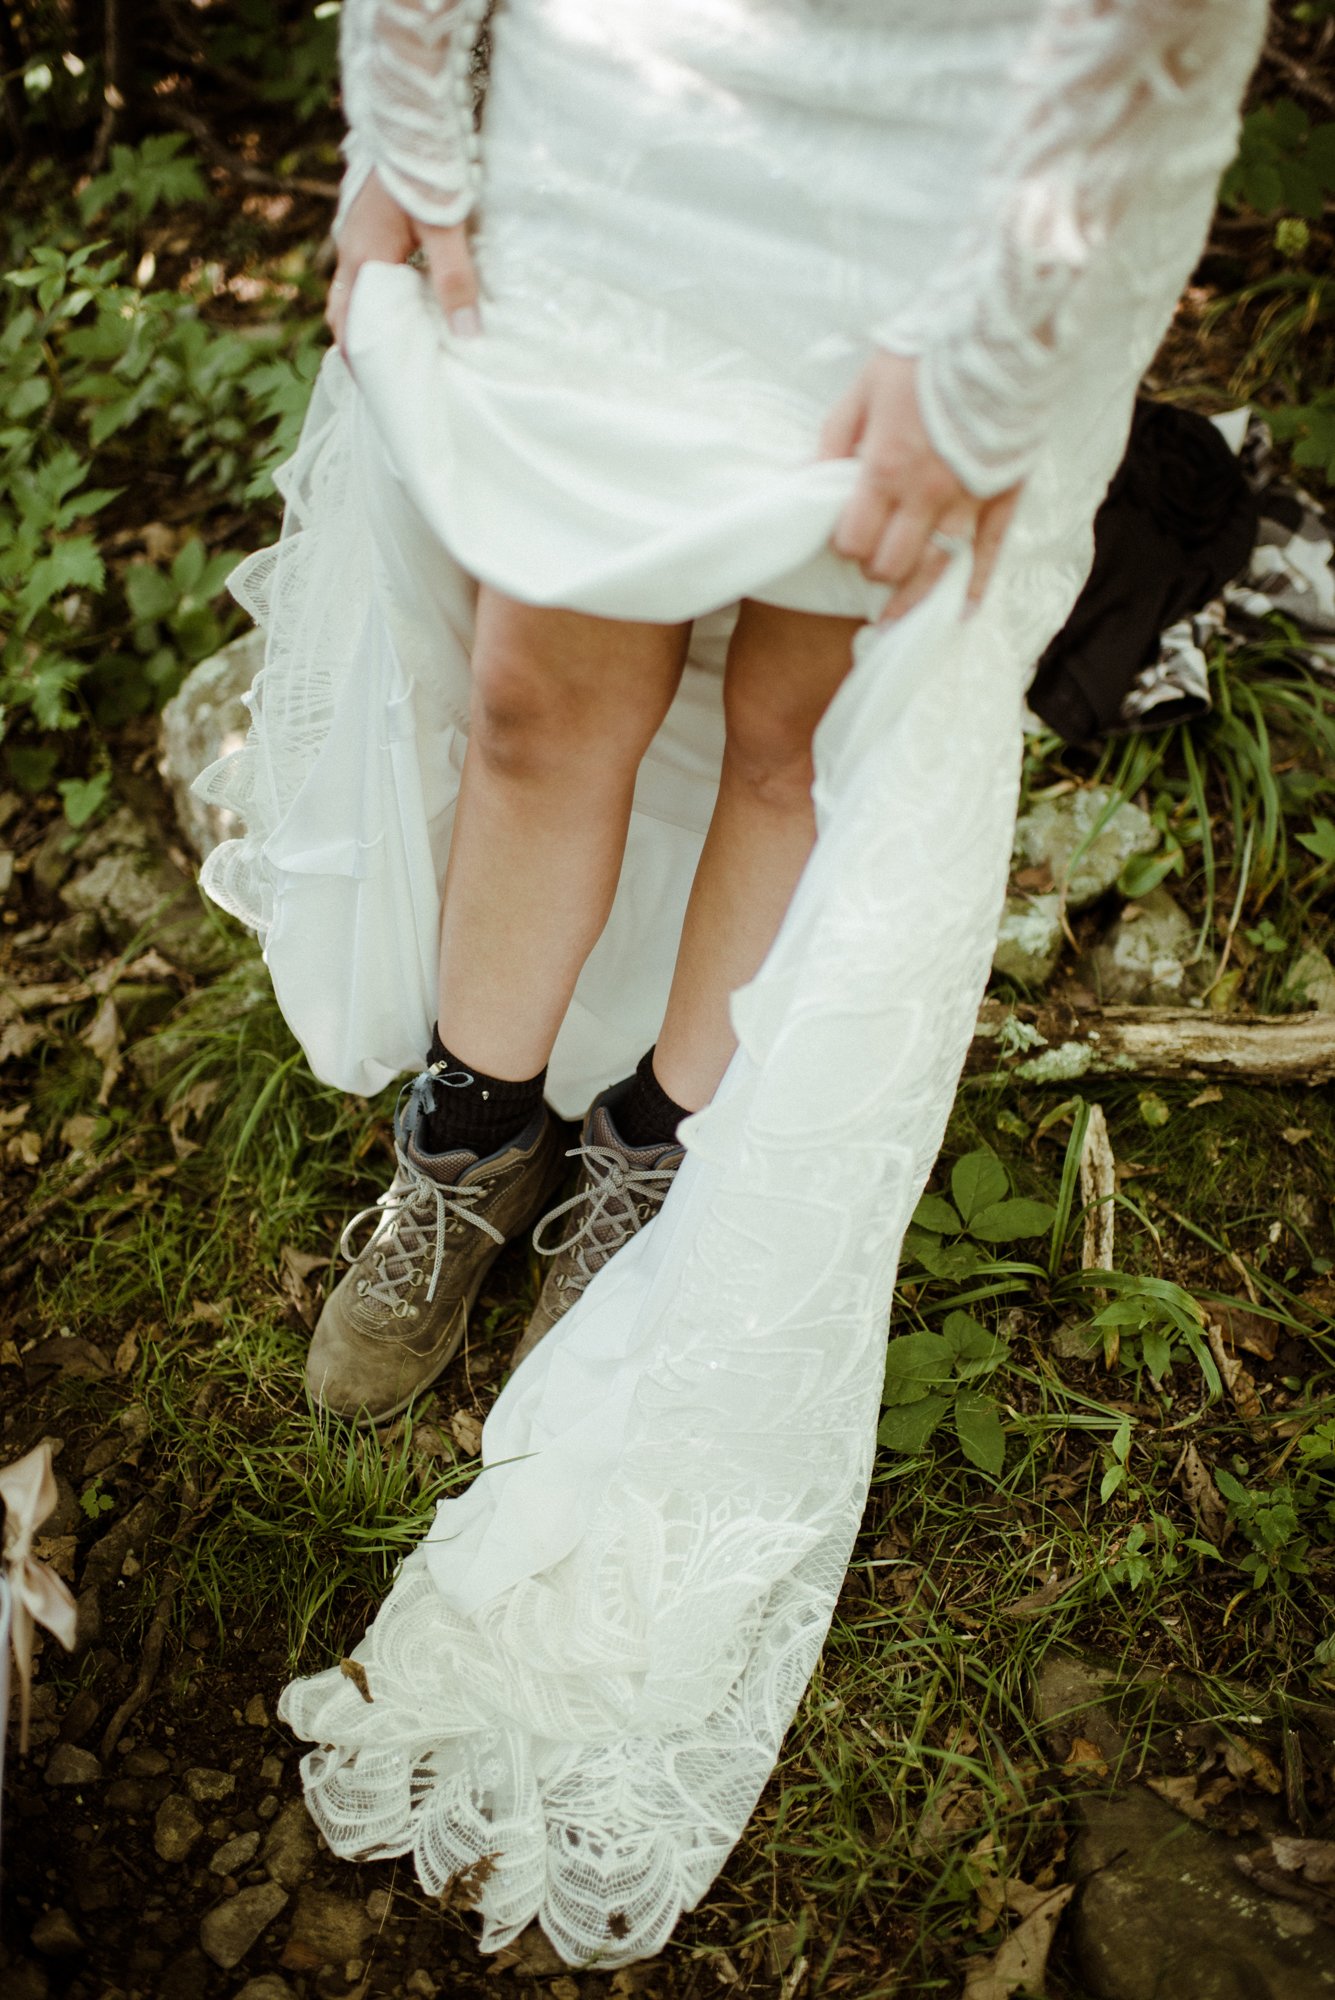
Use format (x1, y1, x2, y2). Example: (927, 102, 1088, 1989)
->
(337, 0, 489, 230)
(874, 1, 1255, 494)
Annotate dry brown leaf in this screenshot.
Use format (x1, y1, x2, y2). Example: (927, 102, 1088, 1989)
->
(166, 1077, 220, 1158)
(1062, 1736, 1108, 1777)
(1267, 1835, 1335, 1886)
(1144, 1772, 1236, 1823)
(449, 1409, 483, 1457)
(6, 1128, 42, 1167)
(338, 1657, 373, 1703)
(1222, 1738, 1283, 1795)
(0, 1099, 31, 1131)
(32, 1534, 78, 1583)
(1187, 1085, 1223, 1108)
(963, 1884, 1075, 2000)
(185, 1299, 229, 1326)
(1003, 1573, 1070, 1620)
(1281, 1127, 1313, 1146)
(1206, 1322, 1263, 1422)
(1175, 1442, 1229, 1545)
(435, 1851, 497, 1913)
(1212, 1303, 1279, 1362)
(82, 994, 123, 1107)
(279, 1244, 326, 1327)
(0, 1021, 44, 1063)
(61, 1113, 99, 1154)
(113, 1330, 139, 1376)
(490, 1924, 567, 1976)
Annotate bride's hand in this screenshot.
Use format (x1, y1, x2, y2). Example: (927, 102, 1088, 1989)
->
(326, 168, 482, 355)
(820, 350, 1018, 621)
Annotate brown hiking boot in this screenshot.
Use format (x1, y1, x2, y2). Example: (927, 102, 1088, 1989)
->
(512, 1088, 684, 1368)
(307, 1076, 566, 1425)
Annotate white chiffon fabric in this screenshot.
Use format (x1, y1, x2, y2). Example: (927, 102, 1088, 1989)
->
(195, 0, 1266, 1965)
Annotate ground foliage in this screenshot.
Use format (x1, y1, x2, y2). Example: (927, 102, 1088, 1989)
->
(2, 4, 1335, 1999)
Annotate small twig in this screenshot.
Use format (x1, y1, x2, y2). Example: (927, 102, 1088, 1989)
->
(1269, 44, 1335, 115)
(0, 1141, 139, 1276)
(89, 0, 124, 177)
(99, 1462, 223, 1760)
(155, 100, 340, 201)
(1079, 1102, 1116, 1279)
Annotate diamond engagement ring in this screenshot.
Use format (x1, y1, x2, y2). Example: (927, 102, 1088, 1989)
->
(929, 529, 972, 558)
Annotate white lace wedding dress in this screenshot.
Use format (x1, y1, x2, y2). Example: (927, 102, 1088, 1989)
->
(196, 0, 1266, 1966)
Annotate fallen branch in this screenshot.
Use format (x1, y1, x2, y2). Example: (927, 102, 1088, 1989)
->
(0, 1142, 139, 1283)
(970, 1001, 1335, 1085)
(155, 101, 340, 201)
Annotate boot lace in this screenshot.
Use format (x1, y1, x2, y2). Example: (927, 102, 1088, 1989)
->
(532, 1142, 678, 1291)
(340, 1074, 505, 1311)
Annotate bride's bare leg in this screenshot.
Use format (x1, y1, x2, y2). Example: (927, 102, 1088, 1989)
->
(438, 588, 690, 1077)
(653, 600, 863, 1111)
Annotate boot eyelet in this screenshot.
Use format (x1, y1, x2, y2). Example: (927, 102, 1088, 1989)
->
(356, 1280, 367, 1297)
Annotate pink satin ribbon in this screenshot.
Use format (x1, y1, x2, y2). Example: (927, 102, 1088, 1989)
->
(2, 1441, 78, 1755)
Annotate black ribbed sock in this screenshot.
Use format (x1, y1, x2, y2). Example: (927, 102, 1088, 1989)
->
(418, 1026, 546, 1157)
(614, 1046, 690, 1150)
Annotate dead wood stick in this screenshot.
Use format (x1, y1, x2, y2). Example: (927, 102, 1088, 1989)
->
(0, 1142, 138, 1271)
(969, 1001, 1335, 1085)
(155, 101, 340, 200)
(99, 1465, 221, 1760)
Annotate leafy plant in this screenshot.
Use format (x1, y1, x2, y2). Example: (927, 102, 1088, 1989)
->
(78, 133, 211, 228)
(901, 1150, 1056, 1285)
(1073, 1271, 1222, 1394)
(1215, 1469, 1315, 1591)
(1220, 98, 1335, 220)
(878, 1312, 1009, 1474)
(1269, 393, 1335, 488)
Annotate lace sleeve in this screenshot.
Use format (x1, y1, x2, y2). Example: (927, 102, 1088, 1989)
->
(335, 0, 489, 235)
(873, 0, 1262, 497)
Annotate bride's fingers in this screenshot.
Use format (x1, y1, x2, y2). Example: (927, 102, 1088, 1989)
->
(867, 501, 935, 587)
(419, 222, 482, 336)
(965, 488, 1019, 614)
(878, 542, 951, 623)
(818, 379, 867, 462)
(325, 257, 359, 355)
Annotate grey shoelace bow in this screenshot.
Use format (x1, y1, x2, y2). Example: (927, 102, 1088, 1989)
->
(532, 1141, 678, 1285)
(340, 1140, 504, 1309)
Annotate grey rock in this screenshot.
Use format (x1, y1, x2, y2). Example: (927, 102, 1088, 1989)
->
(244, 1694, 269, 1728)
(233, 1980, 295, 2000)
(1079, 887, 1199, 1005)
(262, 1799, 316, 1889)
(158, 627, 263, 860)
(992, 890, 1063, 985)
(1013, 786, 1159, 910)
(1072, 1786, 1335, 1999)
(82, 1493, 157, 1592)
(210, 1830, 261, 1876)
(1283, 946, 1335, 1013)
(43, 1744, 102, 1788)
(284, 1884, 372, 1969)
(257, 1793, 280, 1821)
(183, 1764, 235, 1804)
(154, 1793, 204, 1863)
(198, 1882, 288, 1971)
(258, 1752, 285, 1786)
(29, 1908, 84, 1957)
(106, 1778, 147, 1812)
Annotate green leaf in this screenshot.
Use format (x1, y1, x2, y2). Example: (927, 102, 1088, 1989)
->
(6, 744, 58, 792)
(172, 535, 207, 592)
(942, 1311, 1005, 1379)
(912, 1193, 962, 1235)
(967, 1198, 1057, 1243)
(1138, 1090, 1171, 1130)
(882, 1331, 954, 1406)
(1111, 1416, 1133, 1464)
(15, 537, 105, 624)
(58, 771, 111, 829)
(1213, 1467, 1248, 1509)
(915, 1239, 988, 1282)
(1297, 816, 1335, 866)
(954, 1392, 1005, 1475)
(124, 561, 179, 622)
(877, 1395, 951, 1454)
(951, 1150, 1009, 1225)
(1117, 848, 1176, 899)
(1141, 1325, 1173, 1382)
(1099, 1463, 1126, 1504)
